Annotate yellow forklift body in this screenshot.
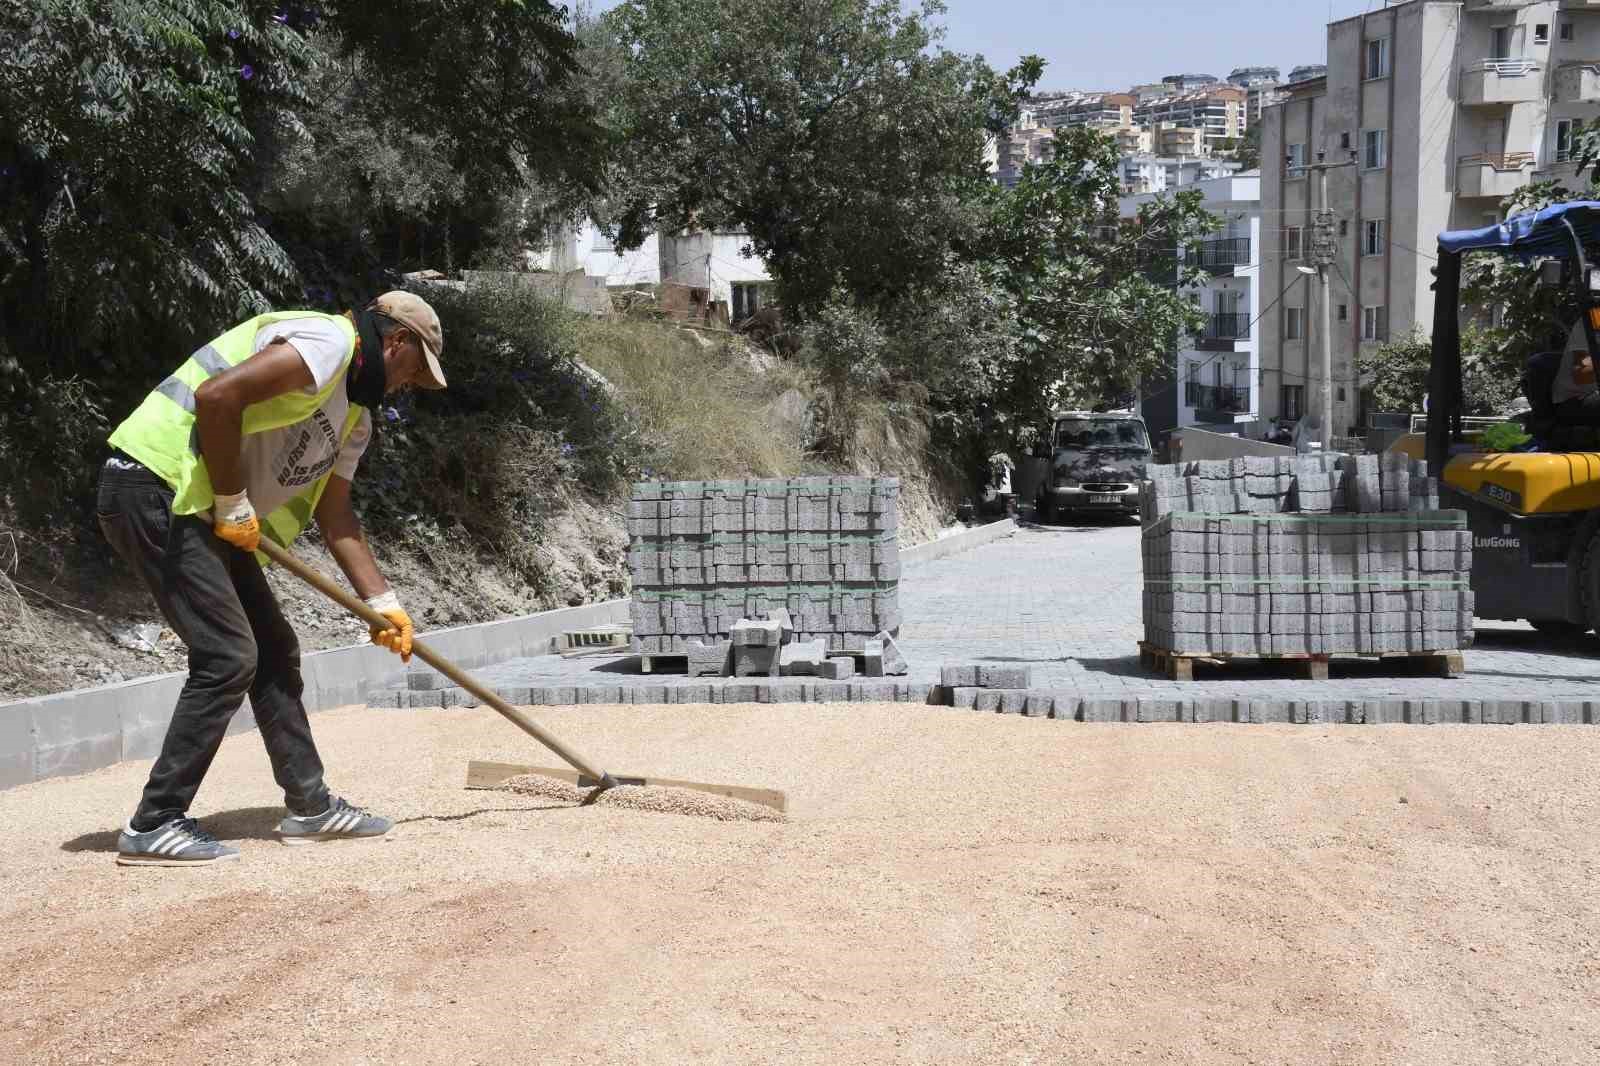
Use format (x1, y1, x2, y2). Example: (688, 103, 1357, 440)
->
(1384, 432, 1600, 514)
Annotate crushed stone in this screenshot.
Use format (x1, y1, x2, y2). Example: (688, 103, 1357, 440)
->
(500, 772, 786, 823)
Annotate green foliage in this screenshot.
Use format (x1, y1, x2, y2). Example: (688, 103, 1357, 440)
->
(0, 372, 110, 532)
(980, 127, 1218, 427)
(1480, 422, 1532, 453)
(1221, 125, 1261, 170)
(596, 0, 1039, 318)
(1357, 329, 1520, 417)
(356, 284, 647, 588)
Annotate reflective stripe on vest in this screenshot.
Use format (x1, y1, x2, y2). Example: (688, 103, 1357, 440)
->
(107, 312, 362, 549)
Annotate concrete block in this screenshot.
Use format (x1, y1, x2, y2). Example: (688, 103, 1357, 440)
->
(779, 639, 827, 676)
(365, 688, 404, 710)
(30, 695, 123, 780)
(812, 683, 848, 703)
(577, 685, 623, 705)
(1080, 698, 1124, 723)
(734, 645, 781, 678)
(720, 682, 760, 704)
(1048, 695, 1081, 721)
(950, 687, 980, 709)
(762, 682, 805, 703)
(0, 704, 35, 788)
(1022, 693, 1054, 717)
(1483, 700, 1528, 725)
(898, 682, 935, 704)
(973, 690, 1002, 712)
(819, 656, 856, 681)
(997, 690, 1029, 714)
(406, 670, 443, 691)
(631, 684, 668, 705)
(1248, 700, 1291, 724)
(976, 664, 1032, 689)
(941, 664, 979, 688)
(730, 618, 784, 647)
(685, 639, 732, 678)
(670, 684, 713, 704)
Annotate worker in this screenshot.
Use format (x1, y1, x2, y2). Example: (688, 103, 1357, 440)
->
(1553, 318, 1600, 419)
(96, 292, 446, 866)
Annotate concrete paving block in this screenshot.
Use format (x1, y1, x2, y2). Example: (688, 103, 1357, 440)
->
(577, 685, 623, 705)
(630, 684, 666, 705)
(1049, 694, 1082, 721)
(1024, 693, 1055, 717)
(365, 688, 404, 710)
(858, 681, 898, 702)
(1080, 697, 1124, 723)
(1248, 700, 1291, 724)
(1192, 698, 1238, 723)
(941, 664, 979, 688)
(763, 682, 806, 704)
(874, 631, 909, 676)
(1483, 700, 1529, 725)
(1137, 698, 1185, 723)
(779, 639, 827, 676)
(494, 685, 533, 706)
(819, 656, 856, 681)
(973, 690, 1002, 712)
(671, 684, 713, 705)
(977, 664, 1031, 689)
(721, 683, 761, 704)
(812, 683, 849, 704)
(1541, 700, 1586, 725)
(997, 690, 1029, 714)
(898, 682, 935, 704)
(951, 687, 980, 709)
(406, 670, 443, 692)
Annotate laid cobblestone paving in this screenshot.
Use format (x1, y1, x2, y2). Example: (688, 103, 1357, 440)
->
(374, 523, 1600, 720)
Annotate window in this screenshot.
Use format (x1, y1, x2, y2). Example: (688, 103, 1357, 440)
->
(1285, 226, 1304, 259)
(1338, 304, 1349, 322)
(1340, 131, 1352, 151)
(1286, 142, 1307, 177)
(1363, 218, 1386, 257)
(1365, 37, 1391, 80)
(1561, 22, 1575, 43)
(1556, 118, 1576, 164)
(1491, 26, 1514, 61)
(1363, 305, 1389, 342)
(1363, 128, 1387, 170)
(1536, 24, 1550, 46)
(1285, 307, 1305, 340)
(1282, 385, 1304, 421)
(1339, 219, 1349, 237)
(732, 282, 766, 321)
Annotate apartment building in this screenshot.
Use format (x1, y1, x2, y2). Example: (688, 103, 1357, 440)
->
(1121, 173, 1264, 440)
(1038, 91, 1137, 132)
(1134, 85, 1250, 151)
(1228, 66, 1286, 121)
(1259, 0, 1600, 437)
(993, 107, 1057, 188)
(1122, 154, 1241, 195)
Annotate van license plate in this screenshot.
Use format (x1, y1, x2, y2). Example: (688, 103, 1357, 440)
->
(1090, 494, 1120, 504)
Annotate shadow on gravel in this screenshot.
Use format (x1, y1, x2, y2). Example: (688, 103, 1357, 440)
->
(395, 804, 571, 826)
(60, 805, 287, 852)
(1072, 655, 1463, 682)
(1469, 629, 1598, 661)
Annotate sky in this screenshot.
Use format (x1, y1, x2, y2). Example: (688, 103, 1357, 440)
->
(585, 1, 1385, 90)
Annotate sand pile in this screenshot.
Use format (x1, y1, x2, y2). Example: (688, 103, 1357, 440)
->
(501, 773, 786, 823)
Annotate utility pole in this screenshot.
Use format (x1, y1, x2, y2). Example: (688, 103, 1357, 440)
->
(1302, 150, 1357, 451)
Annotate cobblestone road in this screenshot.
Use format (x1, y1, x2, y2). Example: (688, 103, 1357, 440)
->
(381, 521, 1600, 713)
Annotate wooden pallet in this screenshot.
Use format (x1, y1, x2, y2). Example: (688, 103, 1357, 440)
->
(1138, 641, 1464, 682)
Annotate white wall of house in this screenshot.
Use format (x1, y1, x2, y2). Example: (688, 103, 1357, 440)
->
(658, 231, 772, 308)
(534, 222, 774, 312)
(537, 220, 661, 287)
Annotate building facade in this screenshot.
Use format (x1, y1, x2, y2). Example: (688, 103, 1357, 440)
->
(1122, 173, 1264, 440)
(1134, 85, 1250, 151)
(1121, 154, 1241, 195)
(1259, 0, 1600, 438)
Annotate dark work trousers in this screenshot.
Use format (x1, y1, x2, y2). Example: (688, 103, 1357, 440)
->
(96, 457, 330, 831)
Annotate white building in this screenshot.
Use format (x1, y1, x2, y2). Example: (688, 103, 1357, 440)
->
(1121, 153, 1241, 194)
(537, 220, 774, 320)
(1121, 172, 1264, 438)
(1259, 0, 1600, 436)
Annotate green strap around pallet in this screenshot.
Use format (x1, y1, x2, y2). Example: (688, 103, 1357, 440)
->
(1158, 511, 1466, 528)
(630, 531, 898, 548)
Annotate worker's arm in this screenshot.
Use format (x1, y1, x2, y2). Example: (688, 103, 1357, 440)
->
(315, 476, 414, 661)
(194, 342, 316, 496)
(1576, 353, 1596, 387)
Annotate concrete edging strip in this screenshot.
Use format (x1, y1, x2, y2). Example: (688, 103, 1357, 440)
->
(902, 519, 1017, 567)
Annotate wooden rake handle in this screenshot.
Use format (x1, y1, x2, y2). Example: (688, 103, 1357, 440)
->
(254, 537, 616, 787)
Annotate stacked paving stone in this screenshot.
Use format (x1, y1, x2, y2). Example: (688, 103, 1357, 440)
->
(628, 477, 902, 658)
(940, 664, 1051, 715)
(1141, 510, 1474, 656)
(1141, 454, 1442, 525)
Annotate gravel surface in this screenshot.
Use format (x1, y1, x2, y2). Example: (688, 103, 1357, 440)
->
(4, 702, 1600, 1064)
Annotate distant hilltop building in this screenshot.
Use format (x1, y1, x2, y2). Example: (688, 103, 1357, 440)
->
(1287, 64, 1327, 84)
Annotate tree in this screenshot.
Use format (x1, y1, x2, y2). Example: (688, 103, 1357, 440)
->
(1224, 124, 1261, 170)
(1357, 329, 1520, 416)
(595, 0, 1040, 317)
(979, 127, 1218, 431)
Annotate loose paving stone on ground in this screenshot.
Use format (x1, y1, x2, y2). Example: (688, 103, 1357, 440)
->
(376, 523, 1600, 720)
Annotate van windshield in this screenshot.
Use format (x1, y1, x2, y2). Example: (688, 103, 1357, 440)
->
(1055, 418, 1149, 451)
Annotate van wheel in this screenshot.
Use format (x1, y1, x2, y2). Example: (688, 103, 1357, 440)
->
(1035, 496, 1053, 525)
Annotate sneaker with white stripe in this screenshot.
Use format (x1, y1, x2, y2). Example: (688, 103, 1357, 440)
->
(277, 795, 393, 845)
(116, 817, 240, 867)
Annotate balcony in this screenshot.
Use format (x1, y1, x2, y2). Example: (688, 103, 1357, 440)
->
(1555, 62, 1600, 104)
(1458, 152, 1537, 198)
(1460, 60, 1542, 107)
(1196, 312, 1251, 351)
(1185, 382, 1254, 423)
(1194, 237, 1252, 276)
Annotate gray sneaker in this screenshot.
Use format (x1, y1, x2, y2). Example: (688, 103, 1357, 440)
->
(116, 817, 240, 867)
(277, 795, 393, 845)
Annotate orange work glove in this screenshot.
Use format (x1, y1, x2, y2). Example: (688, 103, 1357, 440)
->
(365, 590, 414, 663)
(211, 490, 260, 552)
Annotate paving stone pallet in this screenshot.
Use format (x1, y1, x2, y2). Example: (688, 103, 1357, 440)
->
(1137, 640, 1465, 682)
(628, 477, 902, 658)
(1140, 507, 1474, 661)
(368, 681, 1600, 725)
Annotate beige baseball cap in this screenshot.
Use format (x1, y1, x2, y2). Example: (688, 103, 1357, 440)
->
(371, 290, 447, 389)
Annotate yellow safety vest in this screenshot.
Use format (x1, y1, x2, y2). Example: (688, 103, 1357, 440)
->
(107, 310, 365, 558)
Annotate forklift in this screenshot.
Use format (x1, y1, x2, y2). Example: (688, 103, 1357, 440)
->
(1411, 200, 1600, 636)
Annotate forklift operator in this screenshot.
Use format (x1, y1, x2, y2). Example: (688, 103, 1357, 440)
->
(1553, 319, 1600, 420)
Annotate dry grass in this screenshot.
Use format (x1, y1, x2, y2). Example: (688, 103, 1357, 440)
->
(576, 318, 815, 481)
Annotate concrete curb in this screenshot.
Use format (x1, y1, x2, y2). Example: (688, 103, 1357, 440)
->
(0, 598, 628, 791)
(373, 682, 1600, 726)
(902, 519, 1017, 567)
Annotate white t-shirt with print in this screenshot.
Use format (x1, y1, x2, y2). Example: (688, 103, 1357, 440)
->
(236, 317, 373, 518)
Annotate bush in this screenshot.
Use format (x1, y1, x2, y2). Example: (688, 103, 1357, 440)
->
(354, 283, 647, 590)
(0, 371, 110, 534)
